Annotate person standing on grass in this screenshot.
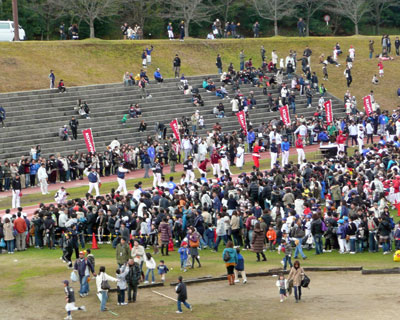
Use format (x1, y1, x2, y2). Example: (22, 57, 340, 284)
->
(369, 40, 374, 59)
(216, 54, 223, 74)
(11, 174, 21, 209)
(116, 238, 131, 267)
(234, 247, 247, 284)
(3, 218, 15, 254)
(13, 211, 27, 251)
(173, 54, 181, 78)
(96, 266, 118, 312)
(146, 45, 154, 66)
(251, 222, 267, 262)
(295, 135, 305, 165)
(84, 166, 101, 197)
(63, 280, 86, 320)
(49, 70, 55, 89)
(116, 163, 129, 196)
(179, 21, 185, 41)
(175, 276, 193, 314)
(344, 66, 352, 87)
(378, 60, 384, 77)
(287, 260, 305, 303)
(126, 258, 141, 303)
(167, 22, 174, 40)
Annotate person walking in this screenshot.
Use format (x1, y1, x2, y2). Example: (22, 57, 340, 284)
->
(188, 227, 201, 268)
(175, 276, 192, 313)
(13, 211, 27, 251)
(295, 135, 306, 165)
(344, 67, 352, 87)
(96, 266, 118, 312)
(292, 218, 307, 260)
(222, 241, 238, 285)
(74, 251, 96, 297)
(287, 260, 305, 303)
(251, 223, 267, 262)
(63, 280, 86, 320)
(173, 54, 181, 78)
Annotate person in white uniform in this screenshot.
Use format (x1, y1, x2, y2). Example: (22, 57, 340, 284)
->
(84, 167, 101, 197)
(116, 164, 129, 195)
(37, 163, 49, 195)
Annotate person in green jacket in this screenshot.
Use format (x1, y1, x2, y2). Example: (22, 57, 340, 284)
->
(222, 241, 238, 285)
(116, 238, 131, 267)
(327, 123, 338, 138)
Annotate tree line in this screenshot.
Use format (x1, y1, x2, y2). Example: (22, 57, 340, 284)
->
(0, 0, 399, 40)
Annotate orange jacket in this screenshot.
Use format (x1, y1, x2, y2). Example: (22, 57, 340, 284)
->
(266, 229, 277, 241)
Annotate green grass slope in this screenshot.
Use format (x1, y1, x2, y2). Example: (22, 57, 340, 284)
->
(0, 37, 399, 109)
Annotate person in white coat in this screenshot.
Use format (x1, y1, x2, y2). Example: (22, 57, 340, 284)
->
(116, 164, 129, 195)
(220, 153, 232, 175)
(235, 144, 245, 170)
(96, 266, 118, 312)
(37, 163, 49, 195)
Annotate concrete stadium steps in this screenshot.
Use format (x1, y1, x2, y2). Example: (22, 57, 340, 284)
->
(0, 74, 345, 161)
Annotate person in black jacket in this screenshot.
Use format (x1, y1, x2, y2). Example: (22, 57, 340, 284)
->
(175, 276, 192, 313)
(126, 258, 141, 303)
(216, 54, 223, 74)
(310, 214, 323, 255)
(69, 116, 79, 140)
(378, 216, 391, 254)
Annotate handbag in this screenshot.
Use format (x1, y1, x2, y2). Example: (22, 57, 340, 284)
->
(101, 274, 111, 290)
(70, 271, 78, 282)
(0, 238, 5, 248)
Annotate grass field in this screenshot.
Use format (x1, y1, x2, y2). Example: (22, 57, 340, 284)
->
(0, 37, 399, 110)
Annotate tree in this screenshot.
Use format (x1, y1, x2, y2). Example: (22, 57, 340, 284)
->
(160, 0, 212, 37)
(25, 0, 66, 40)
(253, 0, 296, 36)
(329, 0, 371, 35)
(296, 0, 327, 36)
(68, 0, 120, 38)
(370, 0, 399, 34)
(220, 0, 236, 23)
(120, 0, 157, 32)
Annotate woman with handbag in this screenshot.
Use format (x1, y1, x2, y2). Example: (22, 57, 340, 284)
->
(96, 266, 118, 311)
(287, 260, 305, 303)
(188, 227, 201, 268)
(3, 218, 15, 254)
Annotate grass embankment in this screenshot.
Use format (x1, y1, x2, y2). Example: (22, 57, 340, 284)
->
(0, 37, 399, 109)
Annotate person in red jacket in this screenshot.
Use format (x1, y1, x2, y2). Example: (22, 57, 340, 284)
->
(336, 130, 347, 155)
(252, 142, 263, 168)
(14, 211, 27, 251)
(198, 158, 210, 177)
(210, 149, 221, 177)
(295, 135, 305, 165)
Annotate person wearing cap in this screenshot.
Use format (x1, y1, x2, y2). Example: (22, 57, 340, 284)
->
(74, 251, 96, 297)
(84, 166, 101, 197)
(295, 135, 305, 165)
(252, 141, 263, 169)
(210, 149, 222, 177)
(63, 280, 86, 319)
(183, 156, 195, 183)
(37, 163, 49, 195)
(235, 144, 245, 170)
(152, 158, 163, 188)
(116, 163, 129, 196)
(220, 152, 232, 175)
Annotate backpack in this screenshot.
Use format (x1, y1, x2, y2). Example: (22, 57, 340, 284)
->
(223, 250, 231, 262)
(301, 274, 310, 288)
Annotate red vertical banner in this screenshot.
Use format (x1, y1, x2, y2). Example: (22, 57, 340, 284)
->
(169, 119, 181, 145)
(279, 105, 291, 125)
(82, 128, 96, 153)
(236, 110, 247, 136)
(324, 100, 333, 124)
(363, 95, 373, 116)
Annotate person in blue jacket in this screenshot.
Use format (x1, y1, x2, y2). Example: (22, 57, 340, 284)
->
(154, 68, 163, 83)
(234, 248, 247, 284)
(222, 241, 238, 285)
(145, 45, 154, 65)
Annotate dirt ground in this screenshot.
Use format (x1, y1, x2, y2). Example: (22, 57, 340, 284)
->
(0, 271, 398, 320)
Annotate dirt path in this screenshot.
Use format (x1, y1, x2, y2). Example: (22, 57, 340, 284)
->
(1, 271, 397, 320)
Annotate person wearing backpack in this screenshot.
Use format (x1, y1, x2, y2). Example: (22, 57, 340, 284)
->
(222, 241, 238, 285)
(287, 260, 305, 303)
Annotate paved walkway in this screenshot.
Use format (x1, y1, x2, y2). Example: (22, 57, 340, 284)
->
(1, 143, 323, 218)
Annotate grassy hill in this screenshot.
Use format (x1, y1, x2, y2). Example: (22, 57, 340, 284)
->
(0, 36, 399, 109)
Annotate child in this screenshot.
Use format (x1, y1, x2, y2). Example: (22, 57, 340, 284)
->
(62, 233, 73, 269)
(234, 248, 247, 284)
(144, 252, 156, 284)
(394, 221, 400, 250)
(63, 280, 85, 320)
(378, 60, 384, 77)
(178, 241, 189, 272)
(275, 274, 288, 302)
(281, 239, 293, 271)
(372, 74, 379, 85)
(175, 276, 192, 314)
(266, 226, 277, 251)
(116, 264, 129, 306)
(121, 114, 128, 125)
(205, 224, 215, 249)
(86, 249, 95, 271)
(199, 116, 205, 129)
(157, 260, 169, 282)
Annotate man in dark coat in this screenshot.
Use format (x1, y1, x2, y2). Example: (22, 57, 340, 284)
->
(175, 276, 192, 313)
